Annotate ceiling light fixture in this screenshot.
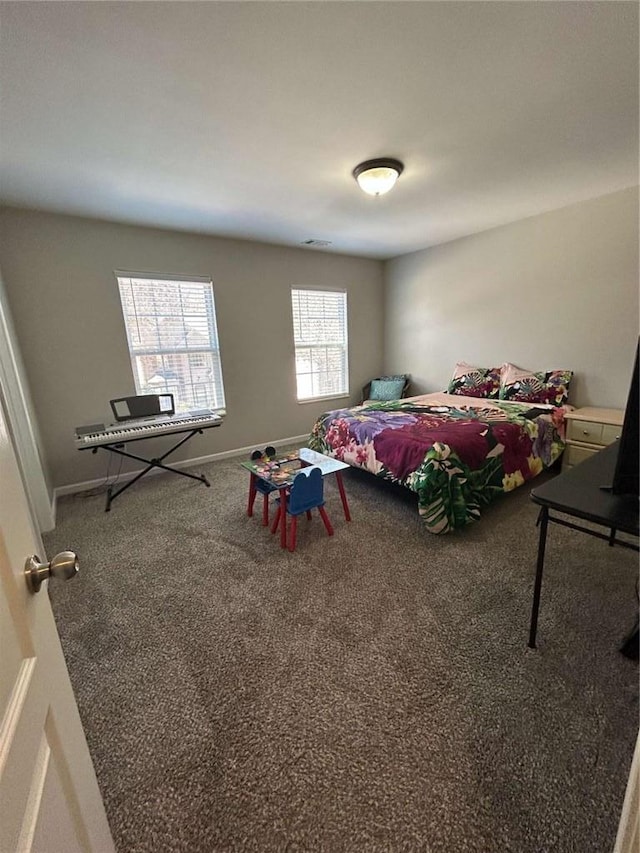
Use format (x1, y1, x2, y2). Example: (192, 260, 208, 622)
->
(352, 158, 404, 196)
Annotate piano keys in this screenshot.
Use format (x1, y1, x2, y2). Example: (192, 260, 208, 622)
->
(75, 409, 224, 448)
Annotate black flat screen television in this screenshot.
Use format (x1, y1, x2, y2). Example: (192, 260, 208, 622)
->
(611, 340, 639, 497)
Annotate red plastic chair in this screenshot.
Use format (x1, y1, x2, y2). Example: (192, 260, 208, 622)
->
(270, 467, 334, 552)
(247, 476, 278, 526)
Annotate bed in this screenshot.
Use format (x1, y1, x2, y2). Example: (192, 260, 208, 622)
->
(308, 392, 569, 534)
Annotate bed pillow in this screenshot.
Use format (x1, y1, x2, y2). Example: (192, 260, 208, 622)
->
(499, 363, 573, 405)
(369, 377, 407, 401)
(447, 362, 502, 398)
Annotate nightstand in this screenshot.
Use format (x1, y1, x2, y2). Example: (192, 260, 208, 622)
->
(562, 407, 624, 471)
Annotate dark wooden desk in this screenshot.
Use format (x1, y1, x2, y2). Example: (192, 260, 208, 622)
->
(528, 441, 639, 649)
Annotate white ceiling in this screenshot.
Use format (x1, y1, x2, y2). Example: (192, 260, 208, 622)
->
(1, 2, 638, 259)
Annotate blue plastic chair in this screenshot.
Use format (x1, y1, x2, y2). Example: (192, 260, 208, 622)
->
(271, 467, 334, 552)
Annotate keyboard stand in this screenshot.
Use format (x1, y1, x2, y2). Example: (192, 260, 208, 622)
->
(90, 426, 215, 512)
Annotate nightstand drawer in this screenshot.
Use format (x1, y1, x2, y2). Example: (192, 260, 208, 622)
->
(565, 444, 598, 467)
(567, 420, 603, 445)
(601, 423, 622, 445)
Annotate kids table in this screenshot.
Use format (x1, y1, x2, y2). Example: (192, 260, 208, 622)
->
(242, 447, 351, 549)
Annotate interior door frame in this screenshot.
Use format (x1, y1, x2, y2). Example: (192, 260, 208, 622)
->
(0, 270, 54, 532)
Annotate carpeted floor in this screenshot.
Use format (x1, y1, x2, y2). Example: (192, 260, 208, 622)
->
(45, 454, 638, 853)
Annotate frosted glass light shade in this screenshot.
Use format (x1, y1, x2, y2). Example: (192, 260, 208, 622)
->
(353, 158, 404, 196)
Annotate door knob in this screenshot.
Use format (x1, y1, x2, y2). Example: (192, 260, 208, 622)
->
(25, 551, 79, 594)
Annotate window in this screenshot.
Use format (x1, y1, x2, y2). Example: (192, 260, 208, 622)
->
(116, 273, 225, 412)
(291, 288, 348, 401)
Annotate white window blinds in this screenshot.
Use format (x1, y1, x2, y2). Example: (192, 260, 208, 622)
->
(116, 274, 226, 412)
(291, 288, 348, 401)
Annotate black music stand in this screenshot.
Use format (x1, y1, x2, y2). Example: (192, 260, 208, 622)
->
(110, 393, 175, 422)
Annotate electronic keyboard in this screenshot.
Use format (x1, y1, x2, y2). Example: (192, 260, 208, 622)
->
(75, 410, 224, 448)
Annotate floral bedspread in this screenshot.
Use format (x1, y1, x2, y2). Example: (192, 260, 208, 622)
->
(308, 393, 567, 534)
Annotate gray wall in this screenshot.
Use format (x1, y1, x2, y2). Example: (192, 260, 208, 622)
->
(2, 188, 637, 492)
(384, 187, 639, 408)
(0, 208, 384, 488)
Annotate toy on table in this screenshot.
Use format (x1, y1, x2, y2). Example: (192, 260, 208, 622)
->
(247, 446, 301, 527)
(251, 445, 277, 462)
(250, 446, 300, 480)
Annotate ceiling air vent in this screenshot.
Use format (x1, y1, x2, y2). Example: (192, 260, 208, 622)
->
(300, 239, 332, 248)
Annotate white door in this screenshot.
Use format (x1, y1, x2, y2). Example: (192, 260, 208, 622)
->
(0, 393, 114, 852)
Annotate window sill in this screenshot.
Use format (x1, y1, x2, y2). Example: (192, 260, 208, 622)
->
(297, 394, 350, 405)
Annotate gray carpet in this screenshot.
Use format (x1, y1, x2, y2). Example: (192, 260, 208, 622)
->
(45, 454, 638, 853)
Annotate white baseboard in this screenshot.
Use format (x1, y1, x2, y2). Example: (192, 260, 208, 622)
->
(52, 434, 310, 503)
